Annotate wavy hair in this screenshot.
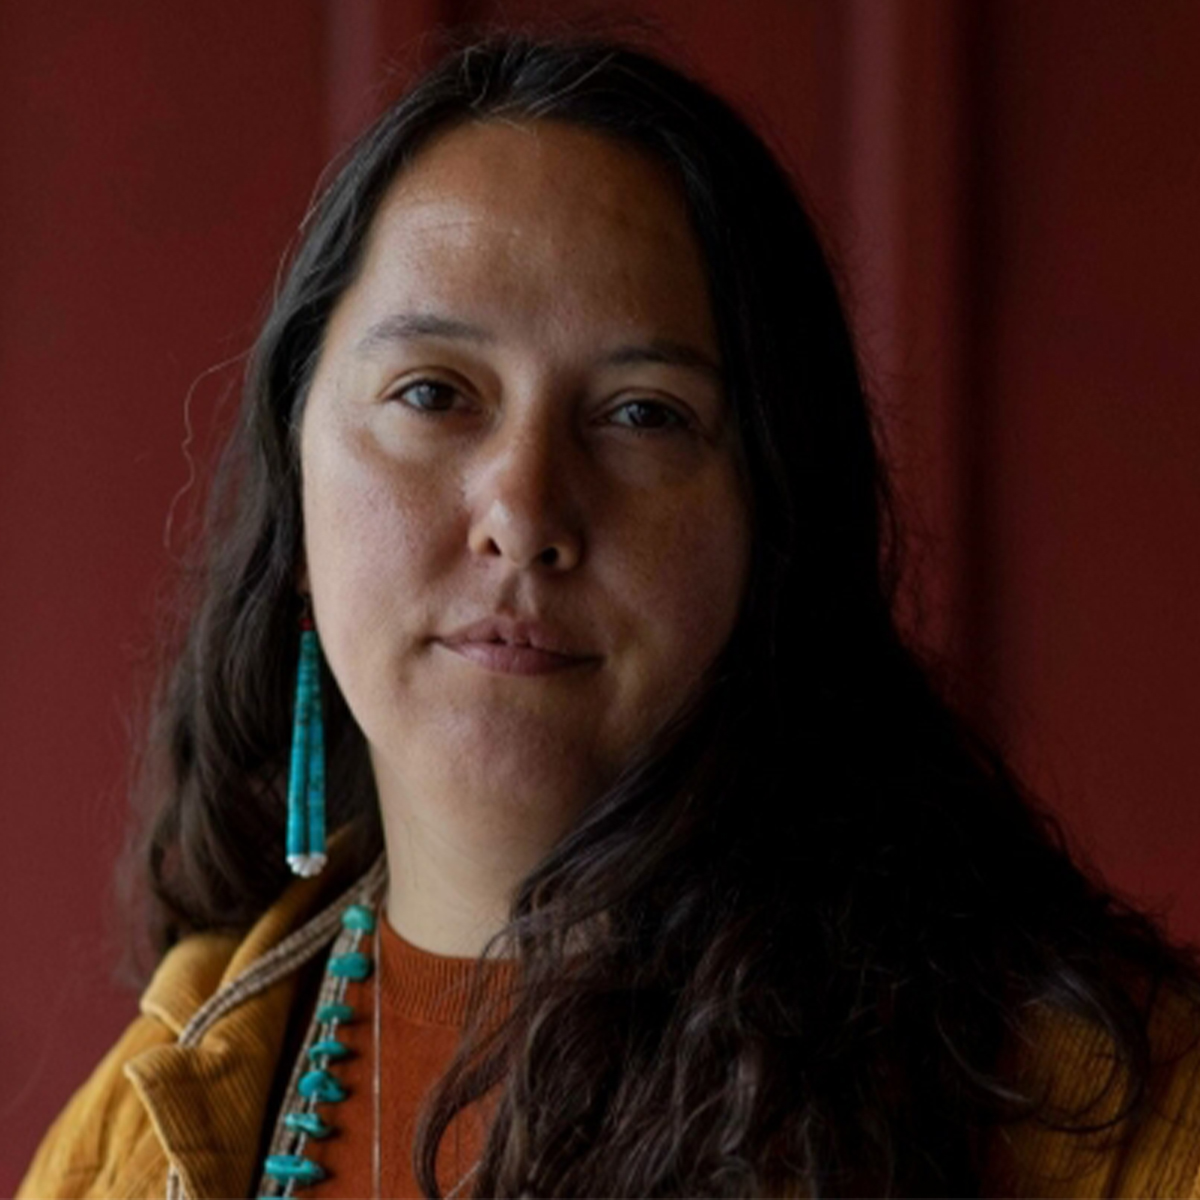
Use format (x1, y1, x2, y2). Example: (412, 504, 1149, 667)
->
(123, 28, 1198, 1197)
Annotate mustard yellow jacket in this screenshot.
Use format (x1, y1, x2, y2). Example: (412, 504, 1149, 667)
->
(18, 843, 1200, 1199)
(17, 846, 382, 1200)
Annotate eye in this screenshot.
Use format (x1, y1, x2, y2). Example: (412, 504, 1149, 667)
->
(389, 378, 463, 413)
(607, 399, 692, 434)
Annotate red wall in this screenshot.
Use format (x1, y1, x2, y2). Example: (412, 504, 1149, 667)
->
(976, 0, 1200, 939)
(4, 2, 1199, 1189)
(1, 3, 328, 1185)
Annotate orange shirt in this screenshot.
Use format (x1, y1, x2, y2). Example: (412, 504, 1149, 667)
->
(302, 915, 516, 1200)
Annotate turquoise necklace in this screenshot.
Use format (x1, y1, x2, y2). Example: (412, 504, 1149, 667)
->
(258, 899, 379, 1197)
(255, 894, 483, 1199)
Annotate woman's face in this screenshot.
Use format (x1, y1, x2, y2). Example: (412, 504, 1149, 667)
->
(299, 119, 751, 842)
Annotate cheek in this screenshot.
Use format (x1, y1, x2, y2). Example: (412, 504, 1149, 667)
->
(300, 432, 456, 654)
(624, 475, 750, 663)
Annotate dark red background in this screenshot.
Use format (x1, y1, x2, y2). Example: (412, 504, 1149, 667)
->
(5, 2, 1199, 1190)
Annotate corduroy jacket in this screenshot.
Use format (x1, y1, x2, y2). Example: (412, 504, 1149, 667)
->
(17, 839, 388, 1200)
(17, 839, 1200, 1199)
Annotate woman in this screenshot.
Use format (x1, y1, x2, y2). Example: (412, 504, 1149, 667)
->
(19, 30, 1200, 1200)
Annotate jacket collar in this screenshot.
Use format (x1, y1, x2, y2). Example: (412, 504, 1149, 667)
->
(124, 830, 386, 1199)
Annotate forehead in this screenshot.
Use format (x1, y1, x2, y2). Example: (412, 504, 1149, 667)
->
(383, 116, 688, 222)
(333, 118, 716, 350)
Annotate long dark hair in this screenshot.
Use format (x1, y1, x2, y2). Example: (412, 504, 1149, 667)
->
(124, 28, 1198, 1197)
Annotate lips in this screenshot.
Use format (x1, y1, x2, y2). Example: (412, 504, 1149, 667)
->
(437, 616, 600, 676)
(440, 616, 591, 657)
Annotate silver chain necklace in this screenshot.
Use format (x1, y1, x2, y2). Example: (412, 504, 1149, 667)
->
(372, 903, 481, 1200)
(259, 879, 483, 1199)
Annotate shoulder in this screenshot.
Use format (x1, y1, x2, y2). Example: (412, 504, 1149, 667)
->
(984, 981, 1200, 1198)
(16, 932, 240, 1199)
(1124, 983, 1200, 1195)
(17, 844, 384, 1199)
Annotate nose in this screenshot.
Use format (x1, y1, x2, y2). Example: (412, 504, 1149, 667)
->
(466, 415, 584, 572)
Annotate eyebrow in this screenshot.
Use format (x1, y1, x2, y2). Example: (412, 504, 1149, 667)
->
(354, 311, 724, 382)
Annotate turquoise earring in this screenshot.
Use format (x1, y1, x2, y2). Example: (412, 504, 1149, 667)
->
(286, 604, 327, 877)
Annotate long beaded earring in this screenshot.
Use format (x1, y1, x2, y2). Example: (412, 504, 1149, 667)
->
(286, 600, 327, 877)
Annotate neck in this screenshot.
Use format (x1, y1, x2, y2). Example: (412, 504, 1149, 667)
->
(378, 806, 550, 959)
